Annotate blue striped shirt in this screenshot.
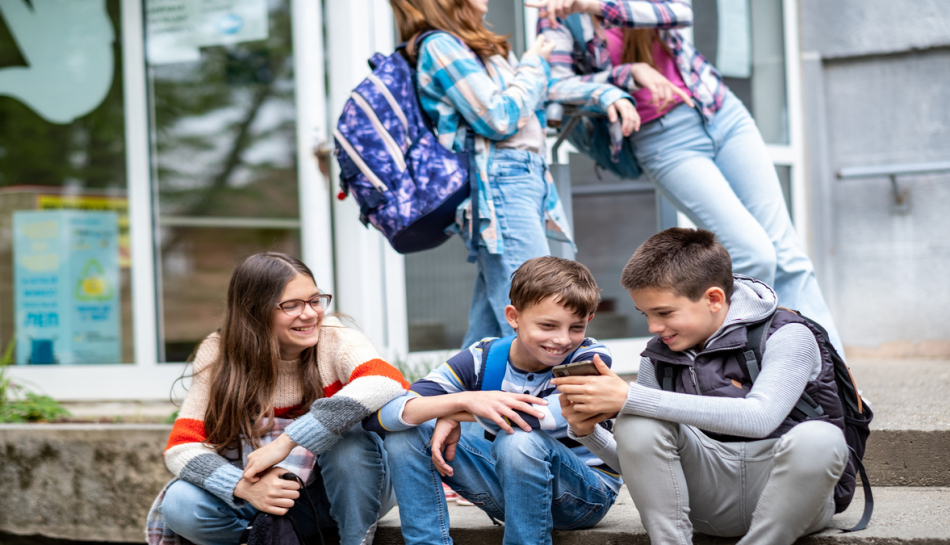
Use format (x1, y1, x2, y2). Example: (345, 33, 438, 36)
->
(367, 337, 623, 492)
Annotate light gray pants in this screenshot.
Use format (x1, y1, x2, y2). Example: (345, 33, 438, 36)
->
(615, 416, 849, 545)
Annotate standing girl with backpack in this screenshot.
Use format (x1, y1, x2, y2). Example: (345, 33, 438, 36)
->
(391, 0, 638, 348)
(147, 253, 410, 545)
(533, 0, 846, 353)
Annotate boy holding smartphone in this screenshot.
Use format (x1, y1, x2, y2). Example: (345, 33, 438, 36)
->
(365, 256, 620, 545)
(554, 228, 851, 545)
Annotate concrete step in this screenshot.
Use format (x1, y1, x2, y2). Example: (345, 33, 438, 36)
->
(376, 485, 950, 544)
(851, 358, 950, 486)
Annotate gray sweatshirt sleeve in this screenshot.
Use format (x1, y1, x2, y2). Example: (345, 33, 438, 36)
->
(567, 424, 622, 473)
(622, 324, 820, 438)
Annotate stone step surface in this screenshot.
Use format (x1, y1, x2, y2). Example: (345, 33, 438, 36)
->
(376, 485, 950, 544)
(851, 358, 950, 487)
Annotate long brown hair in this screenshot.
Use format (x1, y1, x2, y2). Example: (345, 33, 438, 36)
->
(620, 28, 672, 69)
(202, 253, 324, 452)
(390, 0, 510, 61)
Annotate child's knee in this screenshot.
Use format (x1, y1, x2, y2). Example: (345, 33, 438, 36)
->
(382, 421, 435, 457)
(161, 481, 212, 531)
(776, 421, 848, 478)
(491, 429, 550, 470)
(320, 424, 383, 466)
(614, 415, 677, 457)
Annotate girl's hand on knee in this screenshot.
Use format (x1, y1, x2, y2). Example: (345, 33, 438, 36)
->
(235, 467, 300, 515)
(430, 417, 463, 477)
(552, 356, 628, 415)
(244, 433, 297, 482)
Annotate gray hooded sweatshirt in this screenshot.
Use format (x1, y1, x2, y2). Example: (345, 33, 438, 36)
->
(573, 276, 822, 473)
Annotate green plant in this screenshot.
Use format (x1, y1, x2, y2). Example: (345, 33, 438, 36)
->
(0, 340, 72, 423)
(392, 354, 446, 383)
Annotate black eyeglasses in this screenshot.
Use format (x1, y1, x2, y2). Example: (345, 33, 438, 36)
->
(276, 294, 332, 317)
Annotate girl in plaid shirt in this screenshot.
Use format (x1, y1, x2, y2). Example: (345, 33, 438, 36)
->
(391, 0, 636, 349)
(535, 0, 845, 355)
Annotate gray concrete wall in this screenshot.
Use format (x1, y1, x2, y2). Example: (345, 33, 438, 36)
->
(0, 424, 171, 543)
(800, 0, 950, 356)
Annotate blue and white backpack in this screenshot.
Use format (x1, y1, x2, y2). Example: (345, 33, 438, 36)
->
(334, 32, 474, 254)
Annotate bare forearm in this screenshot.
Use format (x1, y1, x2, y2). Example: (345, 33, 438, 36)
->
(402, 394, 470, 425)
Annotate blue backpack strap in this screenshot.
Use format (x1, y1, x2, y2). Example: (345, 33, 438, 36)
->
(562, 14, 586, 46)
(480, 335, 515, 391)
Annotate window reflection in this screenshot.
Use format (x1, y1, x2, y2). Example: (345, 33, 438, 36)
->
(146, 0, 301, 362)
(0, 0, 134, 364)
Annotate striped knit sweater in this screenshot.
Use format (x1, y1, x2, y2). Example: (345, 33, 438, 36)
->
(164, 317, 409, 508)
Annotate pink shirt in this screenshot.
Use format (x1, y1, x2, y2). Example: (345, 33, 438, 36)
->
(604, 27, 692, 124)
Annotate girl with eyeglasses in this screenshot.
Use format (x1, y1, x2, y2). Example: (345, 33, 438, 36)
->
(149, 252, 410, 545)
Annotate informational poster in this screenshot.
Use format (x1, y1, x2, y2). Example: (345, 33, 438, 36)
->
(35, 195, 130, 268)
(716, 0, 752, 78)
(145, 0, 269, 65)
(13, 211, 122, 365)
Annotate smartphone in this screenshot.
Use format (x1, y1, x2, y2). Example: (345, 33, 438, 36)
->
(552, 360, 600, 378)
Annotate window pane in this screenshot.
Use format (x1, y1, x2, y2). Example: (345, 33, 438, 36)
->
(148, 1, 298, 219)
(775, 164, 792, 220)
(145, 0, 302, 361)
(692, 0, 789, 144)
(569, 153, 657, 339)
(0, 1, 134, 364)
(405, 240, 476, 352)
(159, 227, 300, 362)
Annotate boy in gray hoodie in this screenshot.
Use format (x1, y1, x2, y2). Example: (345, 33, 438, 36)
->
(553, 228, 849, 545)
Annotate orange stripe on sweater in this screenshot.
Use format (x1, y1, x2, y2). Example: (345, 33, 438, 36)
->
(165, 405, 304, 451)
(323, 380, 343, 398)
(166, 418, 207, 451)
(349, 359, 411, 389)
(321, 359, 409, 398)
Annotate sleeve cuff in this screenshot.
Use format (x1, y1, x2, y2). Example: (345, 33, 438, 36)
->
(622, 381, 663, 418)
(597, 86, 631, 112)
(285, 413, 342, 456)
(203, 464, 247, 509)
(568, 422, 613, 449)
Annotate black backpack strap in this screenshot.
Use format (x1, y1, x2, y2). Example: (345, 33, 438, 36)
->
(841, 453, 874, 532)
(742, 312, 775, 382)
(744, 311, 826, 420)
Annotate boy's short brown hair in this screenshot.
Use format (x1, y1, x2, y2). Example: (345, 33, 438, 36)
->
(620, 228, 734, 301)
(509, 256, 601, 317)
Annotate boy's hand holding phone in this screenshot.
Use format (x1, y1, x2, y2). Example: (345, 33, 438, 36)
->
(559, 394, 612, 437)
(552, 355, 629, 415)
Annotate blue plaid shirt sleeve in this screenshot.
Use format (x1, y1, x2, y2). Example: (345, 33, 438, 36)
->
(599, 0, 694, 29)
(417, 33, 551, 141)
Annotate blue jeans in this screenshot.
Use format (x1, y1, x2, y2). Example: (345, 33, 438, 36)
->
(461, 149, 551, 348)
(160, 424, 396, 545)
(631, 91, 844, 353)
(384, 420, 617, 545)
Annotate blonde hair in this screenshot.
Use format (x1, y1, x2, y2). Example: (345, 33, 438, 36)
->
(390, 0, 510, 61)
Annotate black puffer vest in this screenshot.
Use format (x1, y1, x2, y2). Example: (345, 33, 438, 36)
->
(642, 309, 845, 443)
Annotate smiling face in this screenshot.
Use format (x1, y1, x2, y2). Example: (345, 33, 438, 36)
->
(272, 273, 324, 361)
(505, 296, 591, 372)
(630, 287, 728, 352)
